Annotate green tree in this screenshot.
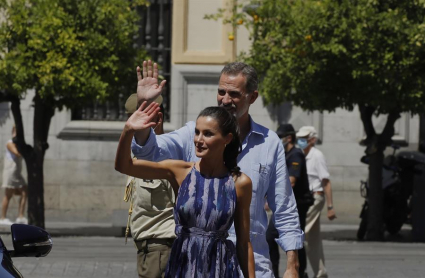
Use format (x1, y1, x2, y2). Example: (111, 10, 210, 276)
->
(0, 0, 149, 228)
(210, 0, 425, 240)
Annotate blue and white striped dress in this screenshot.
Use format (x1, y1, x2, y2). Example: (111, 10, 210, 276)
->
(165, 166, 241, 277)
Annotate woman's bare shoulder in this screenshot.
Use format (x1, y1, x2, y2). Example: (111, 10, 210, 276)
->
(233, 172, 252, 191)
(6, 140, 14, 149)
(160, 160, 194, 185)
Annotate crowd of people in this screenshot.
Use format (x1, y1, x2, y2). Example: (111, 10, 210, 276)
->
(114, 60, 337, 278)
(0, 56, 336, 277)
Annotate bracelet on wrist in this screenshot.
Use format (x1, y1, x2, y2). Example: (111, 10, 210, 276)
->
(327, 205, 333, 210)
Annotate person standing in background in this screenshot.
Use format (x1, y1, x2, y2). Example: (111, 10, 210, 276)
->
(296, 126, 336, 278)
(1, 126, 28, 225)
(123, 94, 176, 278)
(267, 124, 313, 278)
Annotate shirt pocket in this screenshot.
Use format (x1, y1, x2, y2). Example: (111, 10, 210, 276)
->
(250, 162, 271, 202)
(250, 162, 270, 182)
(138, 180, 173, 211)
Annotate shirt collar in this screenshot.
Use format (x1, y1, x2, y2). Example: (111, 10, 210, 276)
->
(248, 115, 264, 137)
(241, 116, 264, 149)
(305, 146, 315, 160)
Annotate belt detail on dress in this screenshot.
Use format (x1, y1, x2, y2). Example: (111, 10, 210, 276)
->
(175, 224, 228, 240)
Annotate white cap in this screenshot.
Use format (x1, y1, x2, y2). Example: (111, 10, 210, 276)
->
(296, 126, 317, 138)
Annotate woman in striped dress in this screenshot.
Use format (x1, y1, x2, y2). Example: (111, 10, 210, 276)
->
(115, 103, 255, 277)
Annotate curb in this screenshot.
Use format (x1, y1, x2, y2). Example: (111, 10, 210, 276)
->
(0, 223, 125, 237)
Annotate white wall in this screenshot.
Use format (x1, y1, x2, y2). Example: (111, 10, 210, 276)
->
(0, 91, 128, 222)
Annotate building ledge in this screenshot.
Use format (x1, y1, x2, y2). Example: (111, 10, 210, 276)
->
(58, 120, 175, 141)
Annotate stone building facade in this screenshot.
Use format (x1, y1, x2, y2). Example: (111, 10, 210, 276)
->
(0, 0, 420, 225)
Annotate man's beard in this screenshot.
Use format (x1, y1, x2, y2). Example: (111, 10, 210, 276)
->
(219, 103, 237, 117)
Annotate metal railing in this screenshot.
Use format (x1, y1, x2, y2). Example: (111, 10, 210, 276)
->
(72, 0, 173, 121)
(71, 95, 127, 121)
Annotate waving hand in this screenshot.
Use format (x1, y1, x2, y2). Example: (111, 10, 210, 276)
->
(126, 101, 160, 131)
(136, 60, 167, 105)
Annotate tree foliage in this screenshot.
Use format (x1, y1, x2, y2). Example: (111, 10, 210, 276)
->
(208, 0, 425, 241)
(212, 0, 425, 115)
(0, 0, 149, 228)
(259, 1, 425, 113)
(0, 0, 149, 107)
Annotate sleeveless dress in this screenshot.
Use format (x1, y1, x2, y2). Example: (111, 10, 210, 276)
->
(165, 166, 241, 278)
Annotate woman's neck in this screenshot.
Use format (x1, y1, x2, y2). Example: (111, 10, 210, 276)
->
(197, 158, 228, 178)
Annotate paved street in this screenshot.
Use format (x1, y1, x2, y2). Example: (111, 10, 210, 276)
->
(1, 236, 137, 278)
(281, 240, 425, 278)
(1, 233, 424, 278)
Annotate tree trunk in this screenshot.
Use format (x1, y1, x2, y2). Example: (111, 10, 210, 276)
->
(10, 92, 54, 229)
(366, 149, 384, 240)
(419, 113, 425, 151)
(359, 105, 400, 241)
(26, 152, 46, 228)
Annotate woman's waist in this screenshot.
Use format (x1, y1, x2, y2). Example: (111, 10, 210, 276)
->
(175, 224, 229, 240)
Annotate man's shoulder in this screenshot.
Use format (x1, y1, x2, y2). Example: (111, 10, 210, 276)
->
(176, 121, 195, 132)
(166, 121, 195, 138)
(186, 121, 196, 128)
(309, 147, 327, 163)
(168, 120, 195, 130)
(292, 147, 305, 155)
(251, 121, 280, 143)
(288, 147, 305, 160)
(311, 147, 325, 157)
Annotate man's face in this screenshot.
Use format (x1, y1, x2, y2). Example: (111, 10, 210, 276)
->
(281, 135, 291, 145)
(217, 74, 258, 120)
(297, 135, 315, 150)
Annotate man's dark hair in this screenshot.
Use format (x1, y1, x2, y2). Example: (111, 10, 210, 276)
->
(220, 62, 258, 94)
(197, 106, 241, 176)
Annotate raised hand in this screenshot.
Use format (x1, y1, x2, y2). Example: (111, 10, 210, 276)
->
(136, 60, 167, 105)
(126, 101, 160, 131)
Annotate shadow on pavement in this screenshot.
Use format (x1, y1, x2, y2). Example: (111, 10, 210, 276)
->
(321, 226, 424, 243)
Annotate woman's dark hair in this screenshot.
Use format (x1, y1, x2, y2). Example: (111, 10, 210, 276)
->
(197, 107, 241, 175)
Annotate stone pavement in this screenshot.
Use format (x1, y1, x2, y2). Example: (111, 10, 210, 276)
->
(278, 238, 425, 278)
(1, 235, 424, 278)
(1, 236, 138, 278)
(0, 222, 424, 278)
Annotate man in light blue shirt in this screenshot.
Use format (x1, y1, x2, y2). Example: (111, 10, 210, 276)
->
(132, 60, 304, 278)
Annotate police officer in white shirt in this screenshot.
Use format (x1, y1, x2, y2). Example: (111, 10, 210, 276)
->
(296, 126, 336, 278)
